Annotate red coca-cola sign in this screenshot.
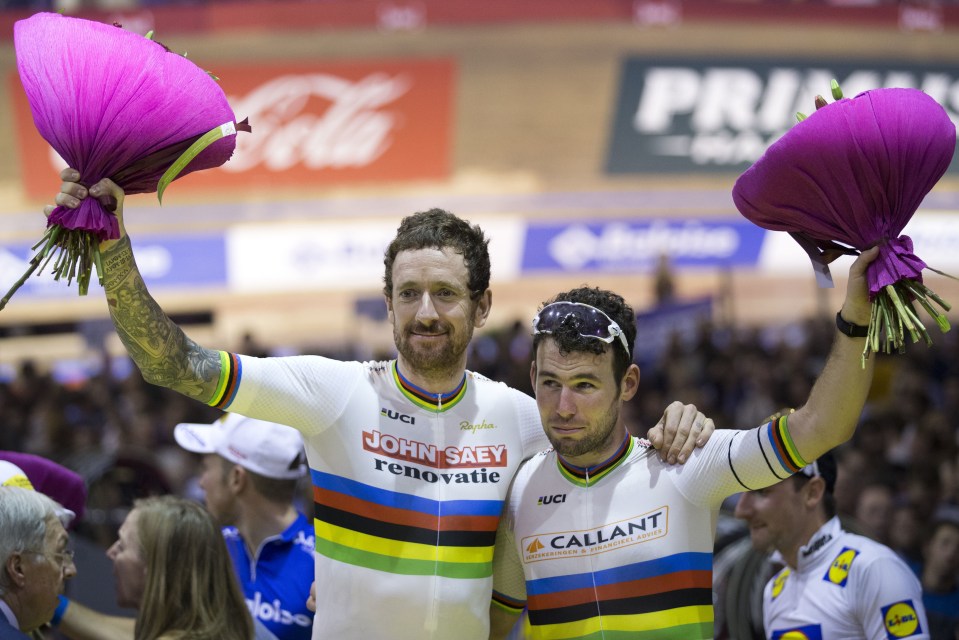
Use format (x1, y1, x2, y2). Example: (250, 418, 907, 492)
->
(10, 58, 455, 200)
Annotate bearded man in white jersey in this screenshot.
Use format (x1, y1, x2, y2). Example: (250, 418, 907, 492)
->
(49, 169, 712, 640)
(490, 247, 879, 639)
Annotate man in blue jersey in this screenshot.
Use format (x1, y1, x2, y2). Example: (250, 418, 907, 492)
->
(490, 247, 880, 639)
(48, 171, 712, 640)
(735, 450, 929, 640)
(173, 413, 315, 640)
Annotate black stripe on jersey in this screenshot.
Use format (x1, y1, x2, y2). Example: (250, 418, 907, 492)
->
(727, 432, 754, 491)
(756, 422, 789, 481)
(315, 503, 496, 548)
(528, 587, 713, 626)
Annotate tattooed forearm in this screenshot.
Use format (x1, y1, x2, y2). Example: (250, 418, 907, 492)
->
(101, 237, 220, 401)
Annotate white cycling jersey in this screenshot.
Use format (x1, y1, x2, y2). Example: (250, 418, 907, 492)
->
(763, 516, 929, 640)
(492, 419, 808, 640)
(209, 353, 549, 640)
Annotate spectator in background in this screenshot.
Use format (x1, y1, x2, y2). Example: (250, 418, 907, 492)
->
(735, 451, 929, 640)
(172, 414, 314, 640)
(914, 506, 959, 639)
(53, 414, 311, 640)
(0, 486, 77, 639)
(854, 480, 895, 545)
(61, 495, 254, 640)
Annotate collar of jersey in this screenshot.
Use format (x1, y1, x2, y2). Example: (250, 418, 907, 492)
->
(392, 361, 467, 412)
(557, 434, 634, 488)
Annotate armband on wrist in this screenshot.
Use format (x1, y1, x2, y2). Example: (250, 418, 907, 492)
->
(836, 311, 868, 338)
(50, 595, 69, 627)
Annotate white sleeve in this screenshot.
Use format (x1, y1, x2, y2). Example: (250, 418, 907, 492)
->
(492, 464, 529, 611)
(671, 420, 806, 508)
(225, 354, 364, 437)
(854, 554, 930, 640)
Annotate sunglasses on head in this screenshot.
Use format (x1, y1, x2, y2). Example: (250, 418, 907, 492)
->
(531, 301, 629, 355)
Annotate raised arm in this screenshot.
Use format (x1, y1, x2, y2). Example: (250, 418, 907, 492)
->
(786, 246, 879, 462)
(51, 169, 221, 402)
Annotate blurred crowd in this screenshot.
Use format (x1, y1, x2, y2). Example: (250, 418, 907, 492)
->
(2, 304, 959, 634)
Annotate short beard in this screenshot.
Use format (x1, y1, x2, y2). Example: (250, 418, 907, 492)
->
(547, 400, 622, 461)
(394, 321, 474, 380)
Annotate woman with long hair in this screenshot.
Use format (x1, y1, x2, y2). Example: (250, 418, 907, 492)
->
(108, 495, 254, 640)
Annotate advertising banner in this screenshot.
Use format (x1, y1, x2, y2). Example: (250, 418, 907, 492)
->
(606, 57, 959, 174)
(11, 58, 455, 200)
(521, 219, 766, 273)
(0, 234, 226, 300)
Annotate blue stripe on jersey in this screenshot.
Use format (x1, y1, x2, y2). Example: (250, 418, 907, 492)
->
(525, 552, 713, 596)
(310, 468, 503, 517)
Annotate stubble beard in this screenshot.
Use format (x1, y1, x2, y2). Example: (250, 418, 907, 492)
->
(547, 400, 622, 460)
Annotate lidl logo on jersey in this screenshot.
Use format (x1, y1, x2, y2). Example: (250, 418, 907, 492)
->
(771, 625, 822, 640)
(520, 506, 667, 563)
(823, 547, 860, 587)
(771, 568, 790, 599)
(882, 600, 923, 638)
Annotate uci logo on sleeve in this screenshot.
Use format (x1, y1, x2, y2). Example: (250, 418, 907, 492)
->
(771, 625, 823, 640)
(881, 600, 923, 638)
(823, 547, 859, 587)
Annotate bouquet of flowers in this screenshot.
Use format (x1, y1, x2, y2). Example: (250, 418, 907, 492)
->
(733, 82, 956, 363)
(1, 12, 251, 310)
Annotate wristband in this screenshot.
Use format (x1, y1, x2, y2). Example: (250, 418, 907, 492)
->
(50, 595, 69, 627)
(836, 311, 868, 338)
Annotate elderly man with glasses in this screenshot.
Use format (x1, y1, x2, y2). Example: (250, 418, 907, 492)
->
(0, 486, 77, 639)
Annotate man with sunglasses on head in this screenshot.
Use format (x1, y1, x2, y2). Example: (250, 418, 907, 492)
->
(490, 247, 881, 640)
(49, 171, 713, 640)
(735, 449, 929, 640)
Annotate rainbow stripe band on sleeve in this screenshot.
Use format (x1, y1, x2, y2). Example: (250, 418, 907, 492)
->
(208, 351, 241, 409)
(766, 415, 806, 474)
(492, 591, 526, 615)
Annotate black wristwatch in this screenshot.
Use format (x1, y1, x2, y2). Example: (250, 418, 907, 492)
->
(836, 311, 868, 338)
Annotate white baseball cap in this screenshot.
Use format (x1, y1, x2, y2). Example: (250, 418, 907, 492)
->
(0, 460, 77, 526)
(174, 413, 307, 480)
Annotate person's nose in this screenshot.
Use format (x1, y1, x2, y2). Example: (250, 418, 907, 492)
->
(556, 387, 577, 419)
(106, 541, 118, 561)
(416, 293, 440, 323)
(63, 556, 78, 580)
(733, 493, 753, 520)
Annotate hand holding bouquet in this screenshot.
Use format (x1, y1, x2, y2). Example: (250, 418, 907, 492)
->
(1, 13, 250, 310)
(733, 82, 956, 364)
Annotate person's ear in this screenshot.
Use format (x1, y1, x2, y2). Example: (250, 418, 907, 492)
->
(473, 290, 492, 329)
(385, 294, 394, 324)
(529, 359, 537, 395)
(229, 464, 247, 494)
(803, 476, 827, 509)
(5, 552, 26, 589)
(620, 364, 640, 401)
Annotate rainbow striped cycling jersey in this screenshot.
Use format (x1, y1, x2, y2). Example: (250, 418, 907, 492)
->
(492, 420, 806, 640)
(210, 353, 548, 640)
(764, 516, 929, 640)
